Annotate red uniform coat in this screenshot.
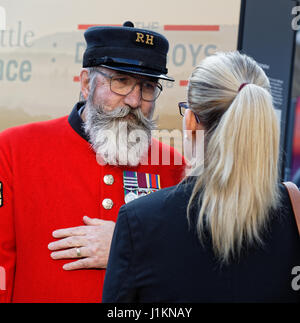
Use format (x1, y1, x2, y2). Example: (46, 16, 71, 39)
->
(0, 103, 186, 303)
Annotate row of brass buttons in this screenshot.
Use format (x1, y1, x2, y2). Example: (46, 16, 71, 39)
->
(102, 175, 114, 209)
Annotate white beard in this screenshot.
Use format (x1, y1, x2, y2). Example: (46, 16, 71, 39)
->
(93, 120, 151, 166)
(83, 101, 156, 166)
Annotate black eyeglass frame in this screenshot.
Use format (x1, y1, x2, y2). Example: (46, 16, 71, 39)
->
(178, 101, 201, 123)
(94, 69, 163, 102)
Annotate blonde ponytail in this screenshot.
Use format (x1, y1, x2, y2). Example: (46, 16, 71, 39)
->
(187, 52, 280, 263)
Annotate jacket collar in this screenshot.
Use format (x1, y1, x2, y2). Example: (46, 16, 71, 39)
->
(68, 101, 89, 142)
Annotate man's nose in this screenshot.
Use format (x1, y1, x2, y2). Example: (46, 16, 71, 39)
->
(123, 83, 142, 109)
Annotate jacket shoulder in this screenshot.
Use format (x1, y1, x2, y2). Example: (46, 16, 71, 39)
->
(123, 180, 194, 223)
(0, 116, 68, 146)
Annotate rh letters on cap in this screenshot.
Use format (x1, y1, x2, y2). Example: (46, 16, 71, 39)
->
(135, 32, 154, 45)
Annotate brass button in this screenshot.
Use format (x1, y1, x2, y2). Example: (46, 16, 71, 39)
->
(103, 175, 114, 185)
(102, 198, 113, 210)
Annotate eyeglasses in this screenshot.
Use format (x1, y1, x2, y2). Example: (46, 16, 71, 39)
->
(178, 102, 201, 123)
(95, 69, 163, 102)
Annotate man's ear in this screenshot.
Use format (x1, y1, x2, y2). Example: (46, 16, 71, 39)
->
(80, 69, 90, 100)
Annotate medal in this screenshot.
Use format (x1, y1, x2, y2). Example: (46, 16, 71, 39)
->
(124, 191, 139, 204)
(123, 171, 161, 203)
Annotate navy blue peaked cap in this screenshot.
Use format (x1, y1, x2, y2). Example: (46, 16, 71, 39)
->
(83, 21, 174, 81)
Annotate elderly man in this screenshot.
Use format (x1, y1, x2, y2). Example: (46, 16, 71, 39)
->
(0, 22, 185, 302)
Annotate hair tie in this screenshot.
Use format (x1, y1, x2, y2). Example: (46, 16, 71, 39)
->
(238, 83, 248, 92)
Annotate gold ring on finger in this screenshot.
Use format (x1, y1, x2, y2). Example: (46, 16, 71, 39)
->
(76, 247, 82, 258)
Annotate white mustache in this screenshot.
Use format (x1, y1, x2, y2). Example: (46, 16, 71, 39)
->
(92, 105, 157, 130)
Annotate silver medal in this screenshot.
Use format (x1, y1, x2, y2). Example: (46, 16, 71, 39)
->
(125, 192, 139, 204)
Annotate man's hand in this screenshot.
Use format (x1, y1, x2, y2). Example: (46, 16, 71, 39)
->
(48, 216, 115, 270)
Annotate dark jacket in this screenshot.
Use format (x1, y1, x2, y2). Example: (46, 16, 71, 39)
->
(102, 180, 300, 303)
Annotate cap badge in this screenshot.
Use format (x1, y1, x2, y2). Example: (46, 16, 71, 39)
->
(123, 171, 161, 204)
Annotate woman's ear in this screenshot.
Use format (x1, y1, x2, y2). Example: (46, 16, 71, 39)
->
(184, 109, 198, 131)
(80, 69, 90, 100)
(183, 109, 198, 141)
(184, 109, 205, 140)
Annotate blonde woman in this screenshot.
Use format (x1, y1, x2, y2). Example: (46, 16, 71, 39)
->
(102, 51, 300, 303)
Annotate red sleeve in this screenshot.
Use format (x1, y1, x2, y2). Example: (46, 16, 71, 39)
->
(0, 130, 16, 302)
